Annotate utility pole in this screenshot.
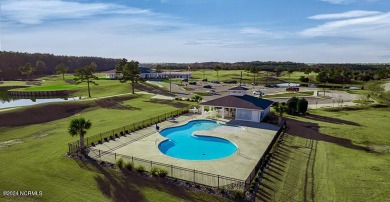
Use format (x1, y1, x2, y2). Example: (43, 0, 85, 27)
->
(240, 71, 242, 86)
(169, 66, 172, 93)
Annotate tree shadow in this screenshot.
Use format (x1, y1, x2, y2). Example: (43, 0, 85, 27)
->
(285, 118, 368, 151)
(73, 159, 226, 202)
(303, 113, 361, 126)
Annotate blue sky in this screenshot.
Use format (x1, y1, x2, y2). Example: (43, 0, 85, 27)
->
(1, 0, 390, 63)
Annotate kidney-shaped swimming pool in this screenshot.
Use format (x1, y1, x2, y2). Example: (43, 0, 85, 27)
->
(158, 120, 237, 160)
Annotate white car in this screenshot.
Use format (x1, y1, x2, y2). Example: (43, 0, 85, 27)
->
(207, 90, 217, 94)
(253, 90, 264, 96)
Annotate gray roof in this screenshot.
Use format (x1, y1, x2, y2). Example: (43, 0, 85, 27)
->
(228, 86, 248, 91)
(200, 95, 274, 110)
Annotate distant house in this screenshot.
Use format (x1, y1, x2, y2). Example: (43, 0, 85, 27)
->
(102, 67, 191, 80)
(200, 86, 274, 122)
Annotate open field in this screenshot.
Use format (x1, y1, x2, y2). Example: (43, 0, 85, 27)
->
(0, 95, 229, 202)
(258, 108, 390, 201)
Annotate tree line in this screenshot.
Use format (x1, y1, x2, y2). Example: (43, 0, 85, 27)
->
(0, 51, 119, 79)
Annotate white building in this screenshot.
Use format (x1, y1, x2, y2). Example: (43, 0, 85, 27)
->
(102, 67, 191, 80)
(200, 86, 274, 122)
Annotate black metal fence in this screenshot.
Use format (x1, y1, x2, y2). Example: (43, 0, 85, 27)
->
(244, 120, 287, 188)
(68, 107, 191, 153)
(68, 111, 287, 191)
(88, 148, 246, 190)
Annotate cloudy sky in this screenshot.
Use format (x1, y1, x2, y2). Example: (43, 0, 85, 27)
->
(1, 0, 389, 63)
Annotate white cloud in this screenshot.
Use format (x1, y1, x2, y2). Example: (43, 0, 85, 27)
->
(321, 0, 354, 4)
(1, 0, 389, 63)
(309, 10, 383, 20)
(2, 0, 152, 24)
(302, 12, 390, 39)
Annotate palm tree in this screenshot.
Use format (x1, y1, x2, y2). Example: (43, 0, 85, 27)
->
(273, 102, 288, 125)
(68, 117, 92, 154)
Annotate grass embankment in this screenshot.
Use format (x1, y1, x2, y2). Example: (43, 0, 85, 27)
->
(263, 91, 314, 98)
(3, 75, 140, 98)
(257, 108, 390, 201)
(0, 95, 226, 202)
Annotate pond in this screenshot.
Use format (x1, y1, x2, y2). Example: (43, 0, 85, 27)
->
(0, 87, 81, 109)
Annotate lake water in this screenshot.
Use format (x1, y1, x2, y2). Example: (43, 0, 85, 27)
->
(0, 87, 81, 109)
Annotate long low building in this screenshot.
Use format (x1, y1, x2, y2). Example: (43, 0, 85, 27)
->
(200, 86, 274, 122)
(102, 68, 191, 80)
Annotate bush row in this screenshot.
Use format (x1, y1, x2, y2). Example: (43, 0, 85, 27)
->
(116, 158, 168, 177)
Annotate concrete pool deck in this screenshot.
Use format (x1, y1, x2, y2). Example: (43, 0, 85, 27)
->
(91, 114, 280, 183)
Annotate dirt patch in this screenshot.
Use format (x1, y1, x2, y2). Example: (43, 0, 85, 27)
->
(134, 83, 172, 96)
(95, 96, 140, 110)
(145, 99, 191, 108)
(0, 103, 91, 127)
(0, 139, 23, 149)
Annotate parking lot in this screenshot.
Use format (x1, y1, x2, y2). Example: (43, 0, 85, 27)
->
(149, 80, 360, 108)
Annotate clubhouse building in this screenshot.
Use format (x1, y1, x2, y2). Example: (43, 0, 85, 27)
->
(200, 86, 274, 122)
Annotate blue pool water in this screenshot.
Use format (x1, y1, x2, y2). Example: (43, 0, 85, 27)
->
(158, 120, 237, 160)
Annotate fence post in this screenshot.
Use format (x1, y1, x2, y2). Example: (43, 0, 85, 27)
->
(132, 156, 134, 164)
(193, 169, 195, 182)
(171, 165, 173, 177)
(218, 175, 220, 188)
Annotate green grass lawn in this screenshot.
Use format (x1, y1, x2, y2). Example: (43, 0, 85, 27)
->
(263, 91, 314, 98)
(191, 69, 269, 83)
(0, 95, 227, 202)
(258, 108, 390, 201)
(278, 71, 318, 83)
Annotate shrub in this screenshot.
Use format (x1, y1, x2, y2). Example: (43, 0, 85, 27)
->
(287, 97, 299, 115)
(120, 131, 124, 136)
(104, 138, 108, 142)
(135, 165, 145, 173)
(158, 168, 168, 177)
(115, 133, 119, 138)
(150, 167, 168, 177)
(124, 162, 134, 171)
(91, 142, 96, 147)
(98, 140, 102, 144)
(150, 167, 160, 176)
(125, 130, 129, 134)
(297, 98, 308, 114)
(116, 158, 124, 169)
(232, 190, 244, 199)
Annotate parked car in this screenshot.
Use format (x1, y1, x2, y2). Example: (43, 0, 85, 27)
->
(224, 80, 237, 84)
(203, 85, 212, 88)
(253, 90, 265, 95)
(286, 87, 299, 92)
(182, 79, 188, 82)
(207, 90, 217, 94)
(201, 78, 208, 82)
(211, 81, 220, 84)
(189, 81, 197, 85)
